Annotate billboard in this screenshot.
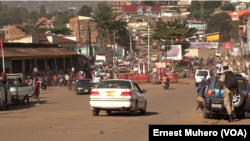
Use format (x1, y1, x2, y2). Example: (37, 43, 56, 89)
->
(225, 42, 231, 50)
(231, 51, 241, 56)
(190, 42, 218, 49)
(156, 62, 166, 68)
(163, 45, 182, 60)
(137, 58, 146, 75)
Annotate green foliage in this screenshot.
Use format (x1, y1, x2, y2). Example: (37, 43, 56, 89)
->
(53, 12, 73, 27)
(16, 21, 47, 35)
(38, 5, 46, 18)
(221, 3, 235, 11)
(239, 12, 250, 25)
(206, 12, 232, 33)
(78, 5, 92, 17)
(142, 1, 156, 6)
(204, 1, 222, 11)
(230, 21, 239, 40)
(169, 7, 177, 10)
(153, 21, 195, 56)
(29, 11, 38, 22)
(47, 28, 73, 35)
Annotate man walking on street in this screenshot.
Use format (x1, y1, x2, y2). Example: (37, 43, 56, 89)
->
(2, 72, 7, 105)
(219, 62, 239, 122)
(153, 72, 156, 85)
(35, 78, 40, 105)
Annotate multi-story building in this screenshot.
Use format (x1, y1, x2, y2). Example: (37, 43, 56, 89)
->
(157, 0, 178, 6)
(3, 25, 26, 39)
(69, 16, 101, 47)
(231, 2, 250, 11)
(122, 3, 162, 20)
(112, 1, 132, 13)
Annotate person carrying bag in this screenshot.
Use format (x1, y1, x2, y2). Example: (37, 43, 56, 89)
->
(195, 80, 205, 112)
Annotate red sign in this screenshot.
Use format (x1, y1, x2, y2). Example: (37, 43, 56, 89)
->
(225, 42, 231, 49)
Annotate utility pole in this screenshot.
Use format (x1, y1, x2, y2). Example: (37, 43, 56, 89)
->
(88, 20, 92, 61)
(113, 28, 116, 56)
(78, 20, 81, 45)
(130, 28, 132, 53)
(85, 27, 89, 67)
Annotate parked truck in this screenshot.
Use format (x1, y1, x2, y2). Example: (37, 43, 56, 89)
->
(95, 54, 113, 65)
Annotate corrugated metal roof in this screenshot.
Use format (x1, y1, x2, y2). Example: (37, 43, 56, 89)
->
(0, 47, 78, 58)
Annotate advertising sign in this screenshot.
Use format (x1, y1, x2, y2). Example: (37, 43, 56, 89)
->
(156, 62, 166, 68)
(137, 58, 146, 75)
(190, 42, 218, 49)
(233, 48, 239, 51)
(164, 45, 182, 60)
(231, 51, 241, 56)
(225, 42, 231, 49)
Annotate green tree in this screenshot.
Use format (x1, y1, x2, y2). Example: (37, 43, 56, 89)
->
(142, 1, 156, 6)
(239, 12, 250, 25)
(53, 12, 71, 26)
(204, 1, 222, 11)
(16, 21, 47, 35)
(206, 12, 232, 33)
(78, 5, 92, 17)
(29, 11, 38, 22)
(152, 21, 196, 55)
(221, 3, 235, 11)
(47, 28, 73, 35)
(230, 21, 239, 40)
(38, 5, 46, 18)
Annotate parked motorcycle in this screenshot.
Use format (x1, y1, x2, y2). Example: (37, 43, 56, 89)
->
(59, 78, 64, 87)
(41, 79, 47, 90)
(63, 79, 68, 87)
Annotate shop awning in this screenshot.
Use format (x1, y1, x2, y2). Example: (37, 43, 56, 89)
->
(0, 47, 78, 58)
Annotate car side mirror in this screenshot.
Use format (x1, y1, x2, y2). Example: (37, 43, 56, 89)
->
(142, 90, 147, 93)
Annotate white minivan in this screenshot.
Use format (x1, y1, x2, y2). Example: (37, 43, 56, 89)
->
(194, 70, 210, 87)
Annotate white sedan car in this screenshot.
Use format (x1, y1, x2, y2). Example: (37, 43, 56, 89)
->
(93, 74, 109, 84)
(89, 80, 147, 116)
(215, 50, 221, 57)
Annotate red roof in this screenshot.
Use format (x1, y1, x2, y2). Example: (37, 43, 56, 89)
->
(38, 17, 48, 23)
(102, 53, 112, 56)
(122, 3, 161, 13)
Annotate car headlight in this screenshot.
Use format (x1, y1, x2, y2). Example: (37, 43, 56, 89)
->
(77, 87, 82, 90)
(11, 92, 18, 96)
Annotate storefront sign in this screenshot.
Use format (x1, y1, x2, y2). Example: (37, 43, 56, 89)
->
(233, 48, 239, 51)
(164, 45, 182, 60)
(190, 42, 218, 49)
(137, 58, 146, 75)
(225, 42, 231, 49)
(156, 62, 166, 68)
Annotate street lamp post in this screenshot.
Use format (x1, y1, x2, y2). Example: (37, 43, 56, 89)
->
(146, 6, 152, 72)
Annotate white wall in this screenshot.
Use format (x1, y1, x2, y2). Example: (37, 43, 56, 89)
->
(64, 37, 77, 41)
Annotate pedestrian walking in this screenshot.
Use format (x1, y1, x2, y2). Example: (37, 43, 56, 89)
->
(53, 74, 57, 86)
(195, 80, 205, 112)
(35, 78, 40, 105)
(153, 72, 156, 85)
(218, 62, 239, 122)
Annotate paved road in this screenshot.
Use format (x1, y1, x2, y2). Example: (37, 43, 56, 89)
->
(1, 79, 249, 141)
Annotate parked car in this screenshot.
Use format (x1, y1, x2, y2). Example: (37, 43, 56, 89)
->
(203, 74, 250, 119)
(134, 65, 138, 72)
(76, 79, 95, 95)
(89, 80, 147, 116)
(215, 50, 221, 57)
(3, 74, 34, 105)
(100, 69, 112, 77)
(151, 55, 159, 62)
(118, 64, 127, 72)
(93, 74, 109, 84)
(215, 62, 222, 68)
(194, 70, 211, 87)
(140, 50, 146, 56)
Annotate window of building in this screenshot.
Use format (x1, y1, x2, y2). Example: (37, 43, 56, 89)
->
(115, 2, 116, 4)
(71, 47, 74, 51)
(118, 2, 120, 4)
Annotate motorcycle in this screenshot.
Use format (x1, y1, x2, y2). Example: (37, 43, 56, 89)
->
(162, 78, 170, 90)
(68, 81, 76, 91)
(63, 79, 68, 87)
(41, 79, 47, 90)
(59, 78, 64, 87)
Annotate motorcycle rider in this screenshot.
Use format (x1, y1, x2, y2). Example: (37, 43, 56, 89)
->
(162, 74, 170, 87)
(65, 74, 69, 86)
(99, 75, 104, 83)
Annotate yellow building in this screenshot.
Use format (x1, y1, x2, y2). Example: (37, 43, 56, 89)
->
(203, 32, 220, 42)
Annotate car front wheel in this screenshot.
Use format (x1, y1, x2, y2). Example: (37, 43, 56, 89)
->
(93, 109, 100, 116)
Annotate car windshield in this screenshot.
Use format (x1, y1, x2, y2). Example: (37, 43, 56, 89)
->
(78, 80, 93, 85)
(216, 51, 221, 53)
(152, 56, 157, 58)
(96, 74, 106, 77)
(97, 81, 132, 89)
(8, 79, 16, 87)
(196, 71, 208, 76)
(212, 77, 247, 90)
(100, 70, 109, 73)
(119, 65, 125, 67)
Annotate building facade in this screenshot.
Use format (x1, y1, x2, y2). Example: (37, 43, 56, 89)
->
(112, 1, 132, 13)
(3, 25, 26, 39)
